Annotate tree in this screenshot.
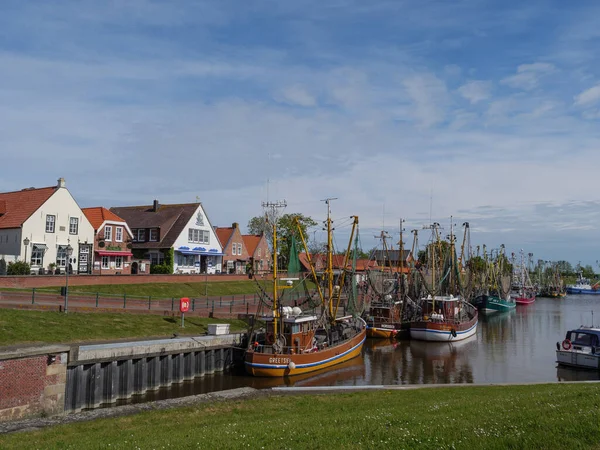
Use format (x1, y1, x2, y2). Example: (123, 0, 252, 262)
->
(556, 260, 574, 275)
(582, 264, 596, 279)
(247, 213, 318, 268)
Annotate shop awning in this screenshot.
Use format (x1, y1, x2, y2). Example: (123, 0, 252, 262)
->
(33, 243, 48, 250)
(95, 250, 133, 256)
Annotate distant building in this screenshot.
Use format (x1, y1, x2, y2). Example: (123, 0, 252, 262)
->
(82, 207, 147, 275)
(111, 200, 223, 274)
(0, 178, 94, 274)
(216, 223, 249, 274)
(371, 249, 412, 271)
(242, 233, 271, 274)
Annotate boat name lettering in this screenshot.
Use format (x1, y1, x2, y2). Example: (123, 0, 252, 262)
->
(268, 358, 291, 364)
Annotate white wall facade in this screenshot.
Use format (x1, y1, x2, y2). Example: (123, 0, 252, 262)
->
(21, 187, 95, 273)
(172, 204, 223, 274)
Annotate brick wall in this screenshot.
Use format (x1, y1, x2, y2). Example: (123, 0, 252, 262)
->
(0, 273, 259, 289)
(0, 350, 68, 421)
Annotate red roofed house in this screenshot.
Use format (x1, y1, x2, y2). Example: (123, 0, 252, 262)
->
(82, 207, 145, 275)
(216, 223, 250, 274)
(0, 178, 95, 274)
(242, 234, 271, 274)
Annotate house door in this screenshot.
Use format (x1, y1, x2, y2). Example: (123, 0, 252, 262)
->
(131, 262, 138, 275)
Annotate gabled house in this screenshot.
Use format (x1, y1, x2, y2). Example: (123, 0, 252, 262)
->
(111, 200, 223, 274)
(82, 207, 145, 275)
(371, 249, 412, 271)
(242, 233, 271, 274)
(215, 223, 250, 274)
(0, 178, 94, 274)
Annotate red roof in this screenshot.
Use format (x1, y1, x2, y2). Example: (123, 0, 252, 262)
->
(82, 207, 127, 231)
(242, 234, 263, 255)
(0, 186, 57, 229)
(298, 253, 379, 272)
(215, 227, 234, 248)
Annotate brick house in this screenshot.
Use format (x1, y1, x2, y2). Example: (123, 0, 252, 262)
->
(242, 233, 271, 274)
(111, 200, 223, 274)
(0, 178, 94, 274)
(215, 223, 250, 274)
(82, 207, 147, 275)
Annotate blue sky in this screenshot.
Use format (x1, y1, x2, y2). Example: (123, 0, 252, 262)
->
(1, 0, 599, 266)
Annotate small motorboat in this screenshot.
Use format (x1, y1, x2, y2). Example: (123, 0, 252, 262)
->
(556, 327, 600, 370)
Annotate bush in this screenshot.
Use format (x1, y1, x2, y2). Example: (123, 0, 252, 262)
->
(7, 260, 30, 275)
(150, 264, 171, 274)
(0, 258, 6, 275)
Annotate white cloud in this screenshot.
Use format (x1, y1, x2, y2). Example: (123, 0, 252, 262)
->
(574, 84, 600, 106)
(500, 62, 555, 91)
(276, 85, 317, 107)
(403, 74, 448, 128)
(458, 80, 492, 104)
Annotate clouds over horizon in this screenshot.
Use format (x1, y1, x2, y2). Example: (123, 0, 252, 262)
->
(1, 0, 600, 264)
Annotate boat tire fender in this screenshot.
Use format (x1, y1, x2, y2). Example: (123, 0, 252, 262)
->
(562, 339, 572, 351)
(451, 329, 457, 338)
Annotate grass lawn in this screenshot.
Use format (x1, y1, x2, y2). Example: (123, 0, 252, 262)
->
(1, 383, 599, 449)
(0, 309, 248, 346)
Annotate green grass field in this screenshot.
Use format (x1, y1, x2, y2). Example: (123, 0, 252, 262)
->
(1, 383, 599, 449)
(0, 309, 248, 346)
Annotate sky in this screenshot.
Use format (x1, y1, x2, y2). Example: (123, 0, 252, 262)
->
(1, 0, 599, 267)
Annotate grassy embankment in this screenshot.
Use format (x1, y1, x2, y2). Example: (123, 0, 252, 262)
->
(0, 309, 248, 346)
(11, 280, 267, 298)
(1, 383, 599, 449)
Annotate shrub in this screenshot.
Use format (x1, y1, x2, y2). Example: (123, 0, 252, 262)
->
(150, 264, 171, 274)
(0, 258, 6, 275)
(7, 260, 30, 275)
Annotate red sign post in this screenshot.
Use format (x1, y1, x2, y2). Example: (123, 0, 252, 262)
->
(180, 297, 190, 327)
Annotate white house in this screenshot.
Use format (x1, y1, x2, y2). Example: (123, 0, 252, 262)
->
(0, 178, 95, 274)
(111, 200, 223, 274)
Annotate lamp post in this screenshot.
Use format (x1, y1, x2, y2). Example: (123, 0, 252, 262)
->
(64, 244, 73, 313)
(23, 237, 30, 264)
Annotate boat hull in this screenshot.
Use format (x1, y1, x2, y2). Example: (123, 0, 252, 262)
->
(556, 350, 600, 370)
(245, 329, 366, 377)
(410, 319, 478, 342)
(478, 296, 516, 314)
(513, 295, 535, 305)
(366, 325, 398, 339)
(566, 288, 600, 295)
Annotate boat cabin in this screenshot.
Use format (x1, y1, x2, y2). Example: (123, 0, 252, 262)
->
(564, 328, 600, 350)
(261, 314, 318, 354)
(422, 296, 462, 323)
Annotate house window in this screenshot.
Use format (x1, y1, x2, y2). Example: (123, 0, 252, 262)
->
(237, 243, 242, 254)
(149, 229, 158, 241)
(188, 228, 208, 244)
(231, 245, 236, 256)
(258, 248, 261, 257)
(101, 256, 109, 269)
(69, 217, 78, 235)
(45, 215, 55, 233)
(115, 256, 123, 269)
(227, 260, 234, 269)
(115, 227, 123, 242)
(132, 229, 138, 242)
(104, 226, 112, 241)
(202, 230, 209, 244)
(56, 246, 67, 268)
(137, 229, 146, 242)
(31, 246, 44, 266)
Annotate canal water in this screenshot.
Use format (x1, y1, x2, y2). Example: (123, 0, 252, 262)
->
(127, 295, 600, 405)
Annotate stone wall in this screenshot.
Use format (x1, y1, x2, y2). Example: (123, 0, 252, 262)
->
(0, 345, 70, 422)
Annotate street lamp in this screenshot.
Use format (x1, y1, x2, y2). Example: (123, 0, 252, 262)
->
(64, 244, 73, 313)
(23, 237, 30, 264)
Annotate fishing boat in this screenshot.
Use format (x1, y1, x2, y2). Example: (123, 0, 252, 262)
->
(471, 245, 516, 313)
(410, 222, 478, 342)
(474, 294, 516, 314)
(244, 200, 367, 377)
(556, 326, 600, 370)
(566, 274, 600, 295)
(363, 227, 410, 340)
(510, 250, 536, 305)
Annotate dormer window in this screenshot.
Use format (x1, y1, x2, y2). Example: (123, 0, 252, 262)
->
(149, 229, 158, 242)
(104, 225, 112, 241)
(137, 229, 146, 242)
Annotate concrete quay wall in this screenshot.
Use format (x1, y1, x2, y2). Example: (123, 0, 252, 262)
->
(0, 333, 244, 421)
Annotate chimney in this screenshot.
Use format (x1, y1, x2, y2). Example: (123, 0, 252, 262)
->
(152, 200, 159, 212)
(57, 178, 66, 188)
(232, 222, 238, 229)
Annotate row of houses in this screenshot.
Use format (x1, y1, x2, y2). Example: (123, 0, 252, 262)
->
(0, 179, 270, 275)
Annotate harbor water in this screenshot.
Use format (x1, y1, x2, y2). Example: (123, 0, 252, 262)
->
(125, 295, 600, 405)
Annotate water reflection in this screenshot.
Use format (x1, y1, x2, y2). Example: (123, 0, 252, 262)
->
(124, 296, 600, 405)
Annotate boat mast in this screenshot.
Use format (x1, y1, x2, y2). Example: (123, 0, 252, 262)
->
(324, 198, 337, 320)
(262, 200, 287, 338)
